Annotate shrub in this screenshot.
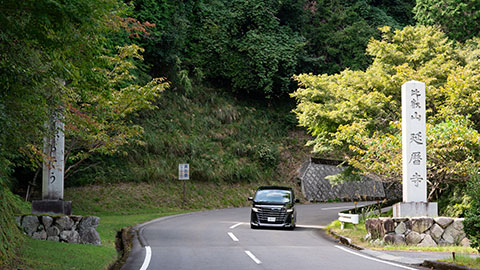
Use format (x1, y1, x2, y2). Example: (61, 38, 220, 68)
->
(464, 173, 480, 251)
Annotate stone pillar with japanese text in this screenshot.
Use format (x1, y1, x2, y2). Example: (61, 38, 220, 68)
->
(393, 80, 437, 217)
(32, 108, 72, 215)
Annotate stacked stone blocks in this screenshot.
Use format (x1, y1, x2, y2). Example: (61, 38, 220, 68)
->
(365, 217, 469, 247)
(16, 215, 101, 245)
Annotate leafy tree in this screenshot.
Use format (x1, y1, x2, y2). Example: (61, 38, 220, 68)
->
(414, 0, 480, 41)
(291, 26, 480, 199)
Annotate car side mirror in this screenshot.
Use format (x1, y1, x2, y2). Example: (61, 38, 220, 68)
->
(248, 197, 253, 201)
(295, 199, 300, 203)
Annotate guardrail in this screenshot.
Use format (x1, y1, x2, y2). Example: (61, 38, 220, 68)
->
(338, 212, 359, 230)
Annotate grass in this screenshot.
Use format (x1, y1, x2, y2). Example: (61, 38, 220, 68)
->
(327, 219, 479, 254)
(441, 254, 480, 269)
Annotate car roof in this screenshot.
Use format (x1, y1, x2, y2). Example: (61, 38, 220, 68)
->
(257, 186, 293, 191)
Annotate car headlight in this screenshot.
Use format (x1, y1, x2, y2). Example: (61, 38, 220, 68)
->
(286, 208, 294, 213)
(252, 207, 259, 212)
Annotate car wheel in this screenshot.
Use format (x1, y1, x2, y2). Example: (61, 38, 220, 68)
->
(251, 224, 259, 229)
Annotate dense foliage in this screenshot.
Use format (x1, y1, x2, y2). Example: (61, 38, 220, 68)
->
(414, 0, 480, 41)
(292, 26, 480, 199)
(464, 173, 480, 251)
(129, 0, 414, 97)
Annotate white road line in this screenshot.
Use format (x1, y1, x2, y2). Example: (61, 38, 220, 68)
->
(139, 246, 152, 270)
(228, 232, 239, 242)
(245, 250, 262, 264)
(229, 222, 243, 229)
(334, 245, 418, 270)
(296, 224, 326, 229)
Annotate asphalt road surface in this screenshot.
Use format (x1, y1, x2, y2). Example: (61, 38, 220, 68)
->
(122, 202, 422, 270)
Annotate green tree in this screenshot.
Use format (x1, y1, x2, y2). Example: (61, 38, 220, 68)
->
(291, 26, 480, 198)
(414, 0, 480, 41)
(464, 172, 480, 251)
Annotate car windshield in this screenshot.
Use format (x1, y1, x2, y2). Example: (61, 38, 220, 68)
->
(254, 189, 292, 204)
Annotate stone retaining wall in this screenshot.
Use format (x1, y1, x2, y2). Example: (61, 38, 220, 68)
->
(16, 215, 101, 245)
(365, 217, 469, 247)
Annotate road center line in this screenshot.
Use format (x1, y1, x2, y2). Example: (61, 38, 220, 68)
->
(334, 245, 418, 270)
(229, 222, 243, 229)
(139, 246, 152, 270)
(245, 250, 262, 264)
(228, 232, 239, 242)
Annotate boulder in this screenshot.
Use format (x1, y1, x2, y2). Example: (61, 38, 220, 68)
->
(434, 217, 453, 229)
(418, 234, 437, 247)
(60, 230, 80, 244)
(395, 222, 407, 234)
(47, 236, 60, 242)
(55, 216, 74, 231)
(22, 215, 40, 236)
(78, 216, 100, 232)
(460, 238, 470, 247)
(384, 234, 406, 245)
(80, 227, 101, 245)
(428, 223, 444, 242)
(452, 218, 464, 231)
(442, 225, 465, 245)
(406, 231, 423, 245)
(32, 230, 47, 240)
(382, 218, 395, 233)
(47, 226, 60, 237)
(41, 216, 54, 228)
(365, 219, 385, 239)
(411, 218, 433, 233)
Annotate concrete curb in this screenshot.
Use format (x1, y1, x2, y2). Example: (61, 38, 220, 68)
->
(327, 228, 363, 250)
(422, 260, 477, 270)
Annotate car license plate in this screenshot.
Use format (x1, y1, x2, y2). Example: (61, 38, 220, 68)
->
(267, 217, 276, 222)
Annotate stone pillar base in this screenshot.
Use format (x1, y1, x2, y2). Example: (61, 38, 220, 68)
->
(393, 202, 437, 217)
(32, 200, 72, 215)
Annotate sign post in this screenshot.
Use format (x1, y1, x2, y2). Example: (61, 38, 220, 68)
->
(179, 164, 189, 208)
(393, 81, 437, 217)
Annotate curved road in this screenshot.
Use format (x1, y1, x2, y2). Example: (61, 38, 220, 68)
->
(122, 203, 422, 270)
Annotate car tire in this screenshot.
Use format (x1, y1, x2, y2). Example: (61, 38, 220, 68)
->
(251, 224, 259, 229)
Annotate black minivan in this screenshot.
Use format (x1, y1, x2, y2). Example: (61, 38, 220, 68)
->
(248, 186, 298, 230)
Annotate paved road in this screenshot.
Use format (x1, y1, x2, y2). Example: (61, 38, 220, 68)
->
(123, 202, 422, 270)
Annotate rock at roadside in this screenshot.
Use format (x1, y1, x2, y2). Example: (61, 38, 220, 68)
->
(22, 216, 40, 236)
(55, 216, 74, 231)
(80, 227, 101, 245)
(406, 231, 423, 245)
(78, 216, 100, 232)
(60, 230, 80, 243)
(384, 233, 406, 245)
(365, 219, 385, 239)
(32, 230, 47, 240)
(418, 234, 437, 247)
(460, 238, 470, 247)
(452, 218, 464, 231)
(47, 226, 60, 237)
(41, 216, 54, 229)
(395, 222, 407, 234)
(411, 218, 433, 233)
(434, 217, 453, 229)
(428, 223, 444, 242)
(443, 225, 466, 245)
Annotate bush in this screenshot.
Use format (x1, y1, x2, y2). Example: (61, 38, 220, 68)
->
(464, 173, 480, 251)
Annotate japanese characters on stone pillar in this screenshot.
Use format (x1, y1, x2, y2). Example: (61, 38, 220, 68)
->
(393, 80, 437, 217)
(402, 80, 427, 202)
(42, 108, 65, 200)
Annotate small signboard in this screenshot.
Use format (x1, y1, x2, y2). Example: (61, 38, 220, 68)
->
(178, 163, 189, 180)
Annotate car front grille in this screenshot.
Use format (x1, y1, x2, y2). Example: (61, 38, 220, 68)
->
(257, 207, 287, 224)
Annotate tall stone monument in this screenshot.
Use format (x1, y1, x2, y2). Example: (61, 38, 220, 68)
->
(32, 108, 72, 215)
(393, 80, 437, 217)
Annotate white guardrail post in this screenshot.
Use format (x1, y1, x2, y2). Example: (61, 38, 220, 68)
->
(338, 213, 359, 230)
